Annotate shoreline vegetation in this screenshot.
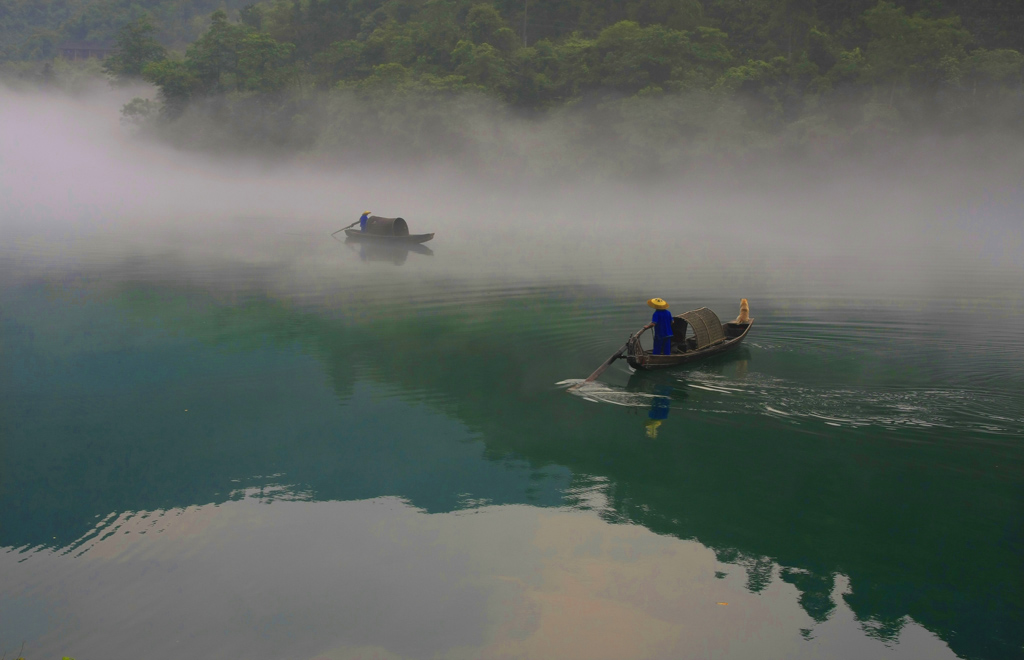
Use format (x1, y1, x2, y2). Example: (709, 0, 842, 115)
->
(1, 0, 1022, 173)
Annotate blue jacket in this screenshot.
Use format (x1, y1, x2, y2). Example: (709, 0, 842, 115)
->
(652, 309, 673, 337)
(359, 213, 370, 231)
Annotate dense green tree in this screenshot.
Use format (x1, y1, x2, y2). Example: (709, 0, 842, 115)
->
(135, 7, 293, 115)
(958, 47, 1024, 120)
(595, 21, 688, 92)
(452, 39, 511, 91)
(142, 58, 196, 116)
(312, 38, 368, 86)
(103, 17, 166, 79)
(185, 10, 245, 93)
(466, 3, 505, 43)
(235, 30, 294, 91)
(239, 4, 264, 30)
(962, 47, 1023, 90)
(861, 1, 971, 105)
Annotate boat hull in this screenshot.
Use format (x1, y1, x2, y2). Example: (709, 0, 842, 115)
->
(344, 229, 434, 244)
(626, 321, 753, 370)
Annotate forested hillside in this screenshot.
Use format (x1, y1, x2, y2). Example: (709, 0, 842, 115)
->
(5, 0, 1022, 167)
(0, 0, 254, 59)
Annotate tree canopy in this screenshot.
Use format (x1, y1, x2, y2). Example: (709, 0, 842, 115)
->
(117, 1, 1021, 124)
(4, 0, 1021, 160)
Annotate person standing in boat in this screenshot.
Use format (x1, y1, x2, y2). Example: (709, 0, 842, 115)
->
(359, 211, 372, 232)
(648, 298, 673, 355)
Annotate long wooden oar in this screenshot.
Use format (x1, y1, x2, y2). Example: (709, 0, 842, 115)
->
(330, 220, 360, 237)
(568, 341, 630, 391)
(568, 323, 654, 391)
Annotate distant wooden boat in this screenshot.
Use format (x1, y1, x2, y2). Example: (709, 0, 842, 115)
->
(341, 216, 434, 244)
(625, 307, 752, 370)
(343, 229, 434, 244)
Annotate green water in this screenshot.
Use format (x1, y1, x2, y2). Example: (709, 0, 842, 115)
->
(1, 231, 1021, 660)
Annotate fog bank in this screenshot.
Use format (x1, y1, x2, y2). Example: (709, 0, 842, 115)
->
(1, 83, 1021, 302)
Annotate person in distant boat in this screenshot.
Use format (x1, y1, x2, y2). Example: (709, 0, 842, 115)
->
(647, 298, 673, 355)
(359, 211, 372, 232)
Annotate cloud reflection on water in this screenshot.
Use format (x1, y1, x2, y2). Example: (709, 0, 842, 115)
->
(0, 497, 958, 660)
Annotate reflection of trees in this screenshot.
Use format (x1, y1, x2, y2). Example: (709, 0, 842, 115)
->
(299, 296, 1018, 660)
(3, 282, 1019, 660)
(780, 568, 836, 623)
(743, 556, 776, 594)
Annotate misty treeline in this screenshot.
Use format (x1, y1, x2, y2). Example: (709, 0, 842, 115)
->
(5, 0, 1024, 174)
(0, 0, 252, 59)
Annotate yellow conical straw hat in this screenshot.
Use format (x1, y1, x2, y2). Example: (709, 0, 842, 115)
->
(647, 298, 669, 310)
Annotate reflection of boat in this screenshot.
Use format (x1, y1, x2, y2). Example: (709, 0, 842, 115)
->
(344, 229, 434, 244)
(344, 238, 433, 265)
(626, 307, 753, 370)
(342, 216, 434, 244)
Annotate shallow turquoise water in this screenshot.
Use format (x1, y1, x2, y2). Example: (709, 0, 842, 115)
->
(0, 228, 1021, 660)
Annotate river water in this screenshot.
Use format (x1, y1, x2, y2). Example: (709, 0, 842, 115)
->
(1, 209, 1021, 660)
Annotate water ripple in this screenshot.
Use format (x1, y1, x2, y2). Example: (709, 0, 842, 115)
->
(562, 371, 1023, 438)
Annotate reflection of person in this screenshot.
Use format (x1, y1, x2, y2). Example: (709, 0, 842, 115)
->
(647, 298, 673, 355)
(359, 211, 372, 232)
(644, 385, 672, 438)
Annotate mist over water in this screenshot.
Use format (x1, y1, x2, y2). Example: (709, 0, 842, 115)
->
(2, 83, 1023, 660)
(2, 82, 1021, 302)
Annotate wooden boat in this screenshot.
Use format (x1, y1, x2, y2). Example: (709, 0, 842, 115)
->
(342, 216, 433, 244)
(625, 307, 753, 370)
(343, 228, 434, 244)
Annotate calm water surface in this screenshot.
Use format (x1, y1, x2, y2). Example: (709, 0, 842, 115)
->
(1, 226, 1021, 660)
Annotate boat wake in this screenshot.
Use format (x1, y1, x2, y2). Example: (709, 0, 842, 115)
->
(557, 379, 686, 409)
(558, 374, 1023, 437)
